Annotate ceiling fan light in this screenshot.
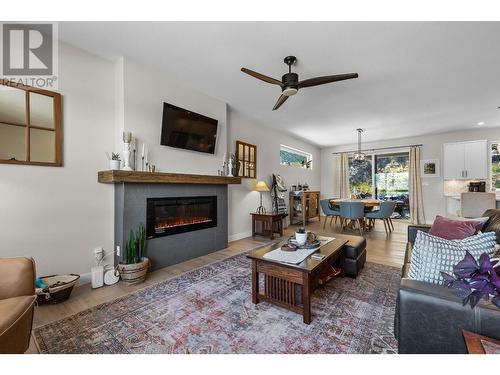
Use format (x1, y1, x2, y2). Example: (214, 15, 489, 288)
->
(282, 87, 298, 96)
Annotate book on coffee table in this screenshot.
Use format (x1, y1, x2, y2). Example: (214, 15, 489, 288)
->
(263, 236, 335, 264)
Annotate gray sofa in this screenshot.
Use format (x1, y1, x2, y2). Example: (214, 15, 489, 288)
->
(395, 212, 500, 353)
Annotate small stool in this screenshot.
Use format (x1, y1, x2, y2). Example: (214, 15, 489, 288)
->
(250, 213, 286, 240)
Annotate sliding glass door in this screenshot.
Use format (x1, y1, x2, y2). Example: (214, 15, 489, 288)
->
(348, 157, 373, 197)
(375, 153, 410, 219)
(347, 152, 410, 219)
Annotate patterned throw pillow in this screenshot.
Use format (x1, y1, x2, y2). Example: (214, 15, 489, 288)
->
(408, 231, 497, 284)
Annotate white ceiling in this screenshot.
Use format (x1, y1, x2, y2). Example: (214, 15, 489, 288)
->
(59, 22, 500, 147)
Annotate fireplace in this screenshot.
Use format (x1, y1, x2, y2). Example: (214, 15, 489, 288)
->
(146, 196, 217, 239)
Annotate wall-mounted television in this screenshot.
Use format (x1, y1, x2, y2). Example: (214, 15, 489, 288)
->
(160, 102, 218, 154)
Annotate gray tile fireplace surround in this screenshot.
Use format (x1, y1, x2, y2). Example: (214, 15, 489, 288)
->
(113, 183, 228, 271)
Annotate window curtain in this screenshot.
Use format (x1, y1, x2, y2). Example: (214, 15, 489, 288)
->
(338, 153, 350, 199)
(409, 146, 425, 224)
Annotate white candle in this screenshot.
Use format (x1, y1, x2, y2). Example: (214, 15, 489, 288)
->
(142, 143, 145, 158)
(145, 148, 148, 164)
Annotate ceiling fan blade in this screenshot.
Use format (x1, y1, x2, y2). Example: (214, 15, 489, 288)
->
(298, 73, 358, 89)
(272, 94, 289, 111)
(241, 68, 283, 87)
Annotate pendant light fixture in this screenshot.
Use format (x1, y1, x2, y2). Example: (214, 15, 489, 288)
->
(353, 128, 366, 163)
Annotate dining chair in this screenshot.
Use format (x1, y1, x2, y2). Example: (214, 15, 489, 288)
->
(365, 201, 397, 235)
(339, 201, 365, 235)
(320, 199, 341, 229)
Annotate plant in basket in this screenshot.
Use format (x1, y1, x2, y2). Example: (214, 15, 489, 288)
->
(117, 223, 149, 285)
(440, 251, 500, 309)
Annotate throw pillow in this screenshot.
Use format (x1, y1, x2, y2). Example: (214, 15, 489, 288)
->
(429, 215, 483, 240)
(408, 231, 497, 284)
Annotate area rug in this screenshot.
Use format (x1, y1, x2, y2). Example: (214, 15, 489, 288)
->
(34, 253, 400, 354)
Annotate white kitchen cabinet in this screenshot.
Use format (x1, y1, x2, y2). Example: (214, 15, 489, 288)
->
(464, 141, 488, 179)
(443, 140, 488, 180)
(443, 142, 466, 179)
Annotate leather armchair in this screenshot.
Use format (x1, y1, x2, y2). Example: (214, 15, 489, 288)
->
(395, 222, 500, 353)
(0, 258, 36, 354)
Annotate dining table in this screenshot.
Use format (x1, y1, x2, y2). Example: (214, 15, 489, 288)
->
(328, 198, 383, 232)
(329, 198, 382, 209)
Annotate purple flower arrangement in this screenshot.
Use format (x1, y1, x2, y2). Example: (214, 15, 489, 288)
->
(441, 251, 500, 309)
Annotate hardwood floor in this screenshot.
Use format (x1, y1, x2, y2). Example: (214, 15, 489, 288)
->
(28, 218, 408, 353)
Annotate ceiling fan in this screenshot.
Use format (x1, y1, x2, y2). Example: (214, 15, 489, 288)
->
(241, 56, 358, 111)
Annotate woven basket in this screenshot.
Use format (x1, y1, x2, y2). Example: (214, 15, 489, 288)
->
(36, 274, 80, 305)
(116, 257, 149, 285)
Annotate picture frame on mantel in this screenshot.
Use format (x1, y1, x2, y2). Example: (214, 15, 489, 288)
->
(421, 159, 440, 177)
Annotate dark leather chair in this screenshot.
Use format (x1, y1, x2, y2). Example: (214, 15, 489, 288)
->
(395, 212, 500, 353)
(0, 258, 36, 354)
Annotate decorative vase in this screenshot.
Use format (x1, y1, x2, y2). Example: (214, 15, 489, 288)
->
(91, 265, 104, 289)
(109, 160, 121, 170)
(227, 158, 234, 177)
(122, 142, 133, 171)
(117, 257, 150, 285)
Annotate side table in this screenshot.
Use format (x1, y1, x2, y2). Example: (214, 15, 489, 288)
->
(250, 212, 286, 240)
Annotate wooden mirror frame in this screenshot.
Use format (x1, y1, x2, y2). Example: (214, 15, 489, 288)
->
(0, 79, 62, 167)
(236, 140, 257, 179)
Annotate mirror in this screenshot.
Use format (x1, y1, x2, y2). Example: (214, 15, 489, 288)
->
(236, 140, 257, 179)
(0, 80, 62, 166)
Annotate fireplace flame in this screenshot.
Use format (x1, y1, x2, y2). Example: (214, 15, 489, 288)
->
(154, 217, 213, 232)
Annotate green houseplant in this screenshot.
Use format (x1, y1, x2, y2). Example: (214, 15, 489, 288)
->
(117, 223, 149, 285)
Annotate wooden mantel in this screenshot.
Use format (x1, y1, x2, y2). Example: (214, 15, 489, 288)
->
(98, 170, 241, 185)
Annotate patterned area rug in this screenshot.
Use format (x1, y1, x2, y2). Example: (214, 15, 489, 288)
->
(34, 253, 400, 354)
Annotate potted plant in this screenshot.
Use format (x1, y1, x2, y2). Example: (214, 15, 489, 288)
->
(441, 251, 500, 309)
(117, 223, 149, 285)
(109, 152, 121, 170)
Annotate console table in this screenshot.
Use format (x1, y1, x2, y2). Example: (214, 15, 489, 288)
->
(289, 191, 320, 225)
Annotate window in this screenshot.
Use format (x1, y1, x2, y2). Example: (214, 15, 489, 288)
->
(347, 152, 410, 219)
(492, 143, 500, 191)
(375, 153, 409, 199)
(280, 145, 313, 169)
(348, 157, 373, 196)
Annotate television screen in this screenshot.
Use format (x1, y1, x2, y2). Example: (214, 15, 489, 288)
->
(160, 102, 218, 154)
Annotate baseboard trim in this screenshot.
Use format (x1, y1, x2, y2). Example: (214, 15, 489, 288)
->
(229, 231, 252, 242)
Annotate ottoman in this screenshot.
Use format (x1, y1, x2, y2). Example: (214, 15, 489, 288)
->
(334, 234, 367, 277)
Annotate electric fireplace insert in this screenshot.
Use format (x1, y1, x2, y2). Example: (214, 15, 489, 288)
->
(146, 196, 217, 239)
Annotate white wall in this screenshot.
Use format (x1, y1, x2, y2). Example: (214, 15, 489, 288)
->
(0, 46, 322, 279)
(321, 127, 500, 223)
(0, 43, 115, 278)
(227, 109, 321, 240)
(117, 59, 227, 175)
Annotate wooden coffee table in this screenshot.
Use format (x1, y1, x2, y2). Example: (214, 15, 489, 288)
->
(463, 330, 500, 354)
(246, 238, 347, 324)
